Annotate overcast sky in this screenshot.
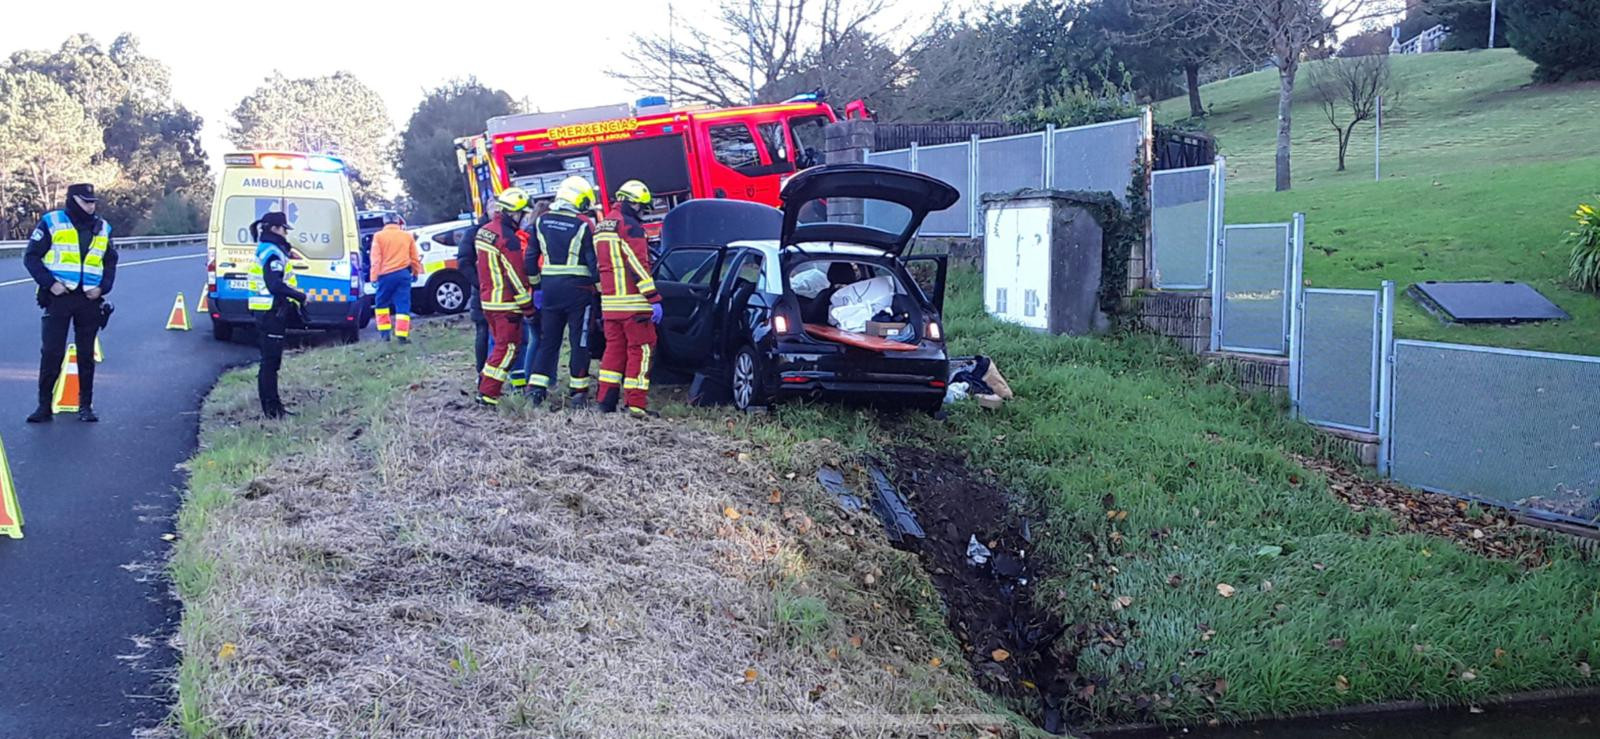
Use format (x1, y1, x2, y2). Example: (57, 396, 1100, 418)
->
(2, 0, 967, 176)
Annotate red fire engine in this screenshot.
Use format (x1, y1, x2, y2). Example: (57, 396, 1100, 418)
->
(457, 95, 868, 230)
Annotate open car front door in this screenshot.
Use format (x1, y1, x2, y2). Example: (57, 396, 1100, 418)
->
(652, 200, 784, 368)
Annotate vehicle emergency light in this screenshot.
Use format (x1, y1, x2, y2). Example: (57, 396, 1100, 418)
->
(223, 153, 257, 167)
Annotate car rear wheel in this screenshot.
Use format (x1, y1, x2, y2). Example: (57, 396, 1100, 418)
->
(730, 345, 768, 411)
(426, 272, 469, 315)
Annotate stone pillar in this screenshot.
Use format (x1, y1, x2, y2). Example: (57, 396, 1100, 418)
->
(822, 119, 875, 225)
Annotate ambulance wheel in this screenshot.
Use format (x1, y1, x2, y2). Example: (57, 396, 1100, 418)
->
(338, 328, 360, 345)
(425, 272, 470, 315)
(211, 318, 234, 342)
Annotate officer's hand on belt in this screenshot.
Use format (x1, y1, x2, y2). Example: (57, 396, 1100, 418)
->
(49, 281, 67, 296)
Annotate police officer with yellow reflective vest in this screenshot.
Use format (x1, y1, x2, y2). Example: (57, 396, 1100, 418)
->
(248, 212, 308, 419)
(526, 176, 600, 408)
(24, 183, 119, 423)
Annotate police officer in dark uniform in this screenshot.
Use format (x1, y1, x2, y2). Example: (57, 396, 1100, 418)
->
(456, 211, 491, 374)
(526, 176, 600, 408)
(24, 183, 118, 423)
(248, 212, 307, 419)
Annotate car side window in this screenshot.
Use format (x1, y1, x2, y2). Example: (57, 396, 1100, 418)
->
(657, 248, 720, 287)
(431, 229, 459, 248)
(735, 252, 767, 292)
(709, 123, 761, 173)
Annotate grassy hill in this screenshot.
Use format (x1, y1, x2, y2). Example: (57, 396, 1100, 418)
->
(1157, 49, 1600, 356)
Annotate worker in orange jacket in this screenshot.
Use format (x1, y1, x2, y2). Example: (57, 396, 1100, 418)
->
(369, 213, 423, 342)
(475, 188, 538, 406)
(594, 180, 662, 417)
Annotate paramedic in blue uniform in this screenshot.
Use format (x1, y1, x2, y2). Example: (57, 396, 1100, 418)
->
(23, 183, 118, 424)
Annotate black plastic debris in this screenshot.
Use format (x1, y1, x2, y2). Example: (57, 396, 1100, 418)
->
(967, 535, 992, 566)
(816, 466, 865, 513)
(867, 460, 926, 542)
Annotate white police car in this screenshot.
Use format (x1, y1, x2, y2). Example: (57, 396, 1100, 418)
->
(407, 219, 476, 314)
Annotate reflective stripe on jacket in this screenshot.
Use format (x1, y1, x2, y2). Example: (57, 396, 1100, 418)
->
(595, 204, 660, 318)
(532, 209, 597, 283)
(41, 210, 111, 290)
(475, 220, 532, 312)
(247, 242, 297, 311)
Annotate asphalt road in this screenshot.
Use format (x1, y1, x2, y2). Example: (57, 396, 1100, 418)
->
(0, 245, 257, 737)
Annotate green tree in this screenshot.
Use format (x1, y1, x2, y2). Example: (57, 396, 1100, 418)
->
(1503, 0, 1600, 82)
(0, 70, 116, 237)
(395, 79, 513, 223)
(228, 72, 393, 205)
(1421, 0, 1506, 50)
(142, 190, 206, 235)
(7, 33, 210, 234)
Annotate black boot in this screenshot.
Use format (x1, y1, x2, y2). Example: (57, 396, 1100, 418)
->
(26, 405, 52, 423)
(78, 406, 99, 423)
(568, 392, 590, 411)
(524, 388, 548, 406)
(597, 392, 619, 414)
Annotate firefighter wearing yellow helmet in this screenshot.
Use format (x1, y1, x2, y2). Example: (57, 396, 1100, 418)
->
(526, 175, 600, 408)
(594, 179, 662, 416)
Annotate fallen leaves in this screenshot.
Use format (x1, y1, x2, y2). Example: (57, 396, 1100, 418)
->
(1327, 638, 1347, 651)
(1460, 669, 1477, 682)
(767, 489, 782, 504)
(991, 648, 1011, 663)
(1335, 675, 1351, 694)
(1578, 662, 1592, 678)
(1113, 595, 1134, 611)
(217, 642, 238, 661)
(743, 668, 759, 683)
(722, 506, 742, 520)
(929, 657, 943, 668)
(1167, 574, 1184, 588)
(849, 635, 863, 649)
(1216, 583, 1237, 598)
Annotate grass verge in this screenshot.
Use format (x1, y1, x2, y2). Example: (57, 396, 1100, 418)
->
(666, 270, 1600, 726)
(169, 318, 1027, 736)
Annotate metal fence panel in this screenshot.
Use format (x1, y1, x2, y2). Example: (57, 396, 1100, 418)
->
(1051, 118, 1142, 202)
(1150, 166, 1213, 289)
(1218, 223, 1292, 354)
(1297, 289, 1381, 432)
(977, 133, 1044, 198)
(866, 149, 910, 171)
(1389, 341, 1600, 524)
(915, 142, 971, 236)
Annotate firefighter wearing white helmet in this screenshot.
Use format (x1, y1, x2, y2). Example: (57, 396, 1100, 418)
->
(594, 179, 662, 416)
(526, 175, 600, 408)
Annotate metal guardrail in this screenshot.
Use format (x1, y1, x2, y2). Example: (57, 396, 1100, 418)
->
(0, 232, 206, 257)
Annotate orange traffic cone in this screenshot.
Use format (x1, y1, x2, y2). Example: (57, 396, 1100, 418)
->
(166, 293, 191, 331)
(197, 288, 209, 313)
(0, 434, 22, 539)
(52, 344, 80, 414)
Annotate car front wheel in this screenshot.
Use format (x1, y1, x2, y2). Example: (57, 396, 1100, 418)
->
(730, 345, 768, 411)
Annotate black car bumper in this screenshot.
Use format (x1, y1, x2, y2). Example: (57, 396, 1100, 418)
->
(766, 339, 948, 405)
(210, 296, 370, 331)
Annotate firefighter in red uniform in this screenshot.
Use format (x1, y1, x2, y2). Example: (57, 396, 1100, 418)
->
(474, 188, 538, 406)
(594, 180, 663, 417)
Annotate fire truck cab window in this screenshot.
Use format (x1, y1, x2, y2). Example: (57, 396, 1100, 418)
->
(789, 115, 830, 169)
(710, 123, 761, 173)
(757, 123, 792, 171)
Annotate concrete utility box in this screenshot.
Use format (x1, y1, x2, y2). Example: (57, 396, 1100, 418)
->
(981, 190, 1110, 336)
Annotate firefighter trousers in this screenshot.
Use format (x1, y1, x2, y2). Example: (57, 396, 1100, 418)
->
(530, 296, 593, 396)
(477, 310, 523, 402)
(598, 315, 657, 411)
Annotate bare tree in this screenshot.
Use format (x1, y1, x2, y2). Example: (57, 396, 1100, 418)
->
(1308, 54, 1395, 171)
(609, 0, 937, 110)
(1140, 0, 1400, 191)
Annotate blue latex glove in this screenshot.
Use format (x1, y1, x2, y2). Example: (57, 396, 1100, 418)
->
(533, 290, 544, 310)
(651, 303, 663, 324)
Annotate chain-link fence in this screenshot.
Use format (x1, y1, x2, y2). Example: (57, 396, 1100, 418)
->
(1386, 341, 1600, 525)
(864, 117, 1147, 238)
(1213, 220, 1298, 356)
(1150, 164, 1221, 290)
(1292, 286, 1388, 434)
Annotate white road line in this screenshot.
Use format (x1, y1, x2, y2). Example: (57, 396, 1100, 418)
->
(0, 252, 205, 288)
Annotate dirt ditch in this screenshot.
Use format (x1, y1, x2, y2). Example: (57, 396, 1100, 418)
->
(885, 446, 1077, 734)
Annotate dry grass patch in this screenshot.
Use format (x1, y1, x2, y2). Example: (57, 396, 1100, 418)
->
(173, 323, 1019, 737)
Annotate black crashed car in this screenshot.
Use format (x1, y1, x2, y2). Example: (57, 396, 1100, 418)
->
(652, 163, 960, 412)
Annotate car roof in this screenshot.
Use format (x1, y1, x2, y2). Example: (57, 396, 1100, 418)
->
(410, 219, 474, 236)
(726, 239, 894, 260)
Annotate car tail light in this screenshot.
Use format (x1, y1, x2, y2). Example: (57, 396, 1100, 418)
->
(926, 320, 943, 341)
(773, 314, 790, 334)
(929, 380, 947, 388)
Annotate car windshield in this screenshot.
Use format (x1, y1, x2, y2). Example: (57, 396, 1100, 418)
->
(792, 197, 913, 235)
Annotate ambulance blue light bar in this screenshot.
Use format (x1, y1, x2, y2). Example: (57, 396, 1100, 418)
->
(306, 155, 345, 172)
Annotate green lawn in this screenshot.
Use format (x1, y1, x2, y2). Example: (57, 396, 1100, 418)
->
(692, 271, 1600, 725)
(1157, 49, 1600, 356)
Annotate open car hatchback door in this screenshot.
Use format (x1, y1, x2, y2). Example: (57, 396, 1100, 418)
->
(653, 199, 784, 366)
(778, 163, 960, 258)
